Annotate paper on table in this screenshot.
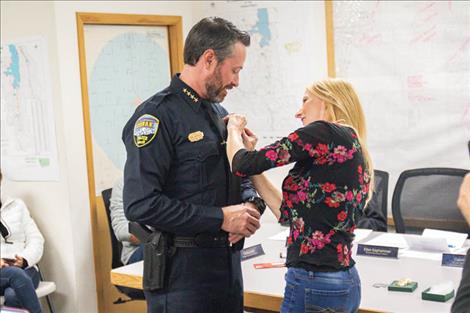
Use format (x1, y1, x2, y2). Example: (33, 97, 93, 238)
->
(268, 228, 290, 241)
(363, 233, 408, 249)
(353, 228, 373, 243)
(422, 228, 468, 249)
(404, 235, 450, 252)
(399, 249, 443, 261)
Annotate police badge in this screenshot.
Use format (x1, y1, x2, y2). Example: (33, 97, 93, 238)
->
(134, 114, 160, 147)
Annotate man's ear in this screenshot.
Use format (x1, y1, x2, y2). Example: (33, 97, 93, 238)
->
(201, 49, 217, 70)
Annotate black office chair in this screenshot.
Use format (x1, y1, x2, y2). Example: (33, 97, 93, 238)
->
(391, 168, 469, 234)
(373, 169, 389, 219)
(101, 188, 145, 302)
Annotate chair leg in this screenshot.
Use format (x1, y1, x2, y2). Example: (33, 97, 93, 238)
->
(45, 294, 55, 313)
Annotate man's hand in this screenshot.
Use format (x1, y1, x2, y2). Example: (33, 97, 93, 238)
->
(458, 173, 470, 226)
(221, 204, 260, 238)
(129, 234, 141, 245)
(242, 127, 258, 151)
(226, 114, 247, 131)
(13, 255, 24, 268)
(0, 259, 8, 268)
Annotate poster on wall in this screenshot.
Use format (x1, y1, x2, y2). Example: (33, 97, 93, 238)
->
(83, 24, 172, 193)
(333, 1, 470, 183)
(0, 36, 60, 181)
(202, 1, 325, 147)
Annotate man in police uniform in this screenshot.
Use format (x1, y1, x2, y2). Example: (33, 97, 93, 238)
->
(122, 17, 264, 313)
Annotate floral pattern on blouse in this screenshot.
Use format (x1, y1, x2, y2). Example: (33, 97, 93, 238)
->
(232, 121, 371, 270)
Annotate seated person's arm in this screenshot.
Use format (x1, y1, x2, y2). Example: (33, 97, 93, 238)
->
(356, 191, 387, 232)
(110, 179, 139, 245)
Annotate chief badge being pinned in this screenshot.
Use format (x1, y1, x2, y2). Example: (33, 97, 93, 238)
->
(188, 131, 204, 142)
(134, 114, 159, 147)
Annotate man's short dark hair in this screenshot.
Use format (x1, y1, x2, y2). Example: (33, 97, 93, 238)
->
(184, 17, 250, 65)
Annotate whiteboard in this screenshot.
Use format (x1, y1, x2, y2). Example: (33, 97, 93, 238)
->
(333, 1, 470, 210)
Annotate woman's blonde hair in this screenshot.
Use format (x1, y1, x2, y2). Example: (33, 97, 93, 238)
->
(307, 78, 374, 202)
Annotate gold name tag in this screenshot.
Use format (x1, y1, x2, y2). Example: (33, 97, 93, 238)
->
(188, 131, 204, 142)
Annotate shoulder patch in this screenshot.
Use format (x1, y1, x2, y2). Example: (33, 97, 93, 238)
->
(133, 114, 160, 147)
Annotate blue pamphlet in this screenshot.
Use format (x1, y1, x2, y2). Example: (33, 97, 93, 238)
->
(357, 244, 399, 258)
(241, 244, 265, 261)
(442, 253, 466, 268)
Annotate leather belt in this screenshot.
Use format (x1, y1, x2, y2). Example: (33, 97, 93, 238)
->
(173, 233, 229, 248)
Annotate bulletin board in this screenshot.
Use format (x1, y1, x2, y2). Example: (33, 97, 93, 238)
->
(76, 12, 183, 313)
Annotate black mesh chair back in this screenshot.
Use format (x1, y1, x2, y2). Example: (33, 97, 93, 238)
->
(392, 168, 469, 234)
(373, 169, 389, 219)
(101, 188, 124, 269)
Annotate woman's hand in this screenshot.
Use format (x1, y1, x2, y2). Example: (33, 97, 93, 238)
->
(242, 127, 258, 151)
(226, 114, 247, 131)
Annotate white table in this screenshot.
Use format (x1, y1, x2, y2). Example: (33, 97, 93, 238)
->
(111, 223, 466, 313)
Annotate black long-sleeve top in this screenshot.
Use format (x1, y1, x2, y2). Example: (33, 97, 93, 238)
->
(232, 121, 371, 271)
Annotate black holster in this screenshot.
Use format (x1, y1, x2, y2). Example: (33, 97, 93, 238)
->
(143, 231, 169, 291)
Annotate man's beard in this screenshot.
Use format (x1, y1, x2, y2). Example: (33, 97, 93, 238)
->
(205, 66, 230, 103)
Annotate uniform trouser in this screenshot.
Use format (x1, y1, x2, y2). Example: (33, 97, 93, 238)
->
(144, 246, 243, 313)
(0, 266, 41, 313)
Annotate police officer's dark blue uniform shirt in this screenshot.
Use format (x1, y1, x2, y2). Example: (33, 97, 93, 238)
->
(122, 74, 255, 313)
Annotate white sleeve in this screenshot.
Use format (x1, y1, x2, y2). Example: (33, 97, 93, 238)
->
(110, 178, 132, 242)
(19, 201, 45, 267)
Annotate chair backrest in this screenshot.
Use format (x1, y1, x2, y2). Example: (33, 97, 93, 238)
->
(392, 168, 469, 234)
(101, 188, 124, 269)
(373, 169, 389, 219)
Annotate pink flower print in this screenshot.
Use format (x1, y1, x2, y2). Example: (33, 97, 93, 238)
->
(300, 243, 309, 255)
(358, 165, 363, 174)
(316, 143, 329, 154)
(290, 183, 299, 192)
(356, 192, 362, 203)
(337, 211, 347, 222)
(325, 197, 340, 208)
(293, 229, 300, 240)
(303, 143, 312, 152)
(362, 183, 369, 194)
(278, 149, 291, 164)
(285, 199, 293, 208)
(297, 191, 307, 202)
(288, 132, 299, 142)
(332, 191, 345, 202)
(346, 191, 354, 201)
(304, 179, 310, 188)
(235, 171, 246, 177)
(311, 231, 330, 250)
(287, 236, 293, 245)
(265, 150, 278, 161)
(293, 217, 305, 232)
(322, 182, 336, 193)
(290, 193, 300, 204)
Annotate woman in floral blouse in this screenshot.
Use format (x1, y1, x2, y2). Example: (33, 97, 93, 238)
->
(226, 78, 373, 313)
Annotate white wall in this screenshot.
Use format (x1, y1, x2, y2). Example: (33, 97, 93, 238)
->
(1, 1, 80, 312)
(2, 1, 328, 312)
(1, 1, 201, 313)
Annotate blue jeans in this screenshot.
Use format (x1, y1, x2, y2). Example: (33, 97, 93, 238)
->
(281, 266, 361, 313)
(0, 266, 42, 313)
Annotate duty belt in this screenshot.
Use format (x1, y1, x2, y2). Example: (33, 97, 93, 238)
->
(173, 233, 229, 248)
